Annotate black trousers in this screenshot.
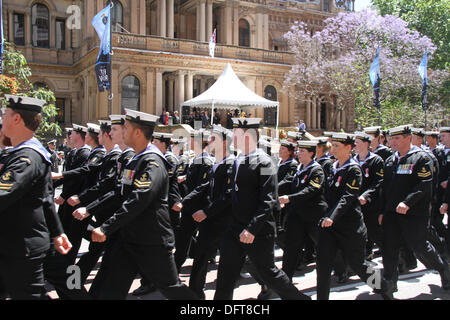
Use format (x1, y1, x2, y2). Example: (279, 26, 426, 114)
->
(316, 227, 369, 300)
(382, 213, 447, 282)
(189, 219, 228, 299)
(66, 212, 92, 266)
(174, 212, 199, 271)
(88, 234, 119, 300)
(76, 241, 105, 284)
(214, 229, 308, 300)
(43, 249, 91, 300)
(0, 252, 46, 300)
(96, 240, 199, 300)
(282, 214, 318, 280)
(362, 207, 384, 253)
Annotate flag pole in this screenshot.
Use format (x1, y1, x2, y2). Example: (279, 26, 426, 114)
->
(108, 2, 113, 114)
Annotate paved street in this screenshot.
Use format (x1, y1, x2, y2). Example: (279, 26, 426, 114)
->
(47, 186, 450, 300)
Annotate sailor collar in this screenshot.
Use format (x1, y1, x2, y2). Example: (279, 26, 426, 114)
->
(10, 137, 52, 165)
(333, 157, 358, 175)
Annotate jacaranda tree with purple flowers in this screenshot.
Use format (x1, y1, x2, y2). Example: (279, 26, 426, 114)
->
(284, 8, 449, 129)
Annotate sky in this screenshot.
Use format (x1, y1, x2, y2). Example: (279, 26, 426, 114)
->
(355, 0, 373, 11)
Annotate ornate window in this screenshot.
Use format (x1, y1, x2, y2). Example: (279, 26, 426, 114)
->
(264, 85, 278, 126)
(14, 13, 25, 46)
(108, 0, 124, 32)
(238, 19, 250, 47)
(31, 3, 50, 48)
(122, 75, 140, 113)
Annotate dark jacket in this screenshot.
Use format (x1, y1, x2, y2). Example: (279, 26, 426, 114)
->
(286, 161, 328, 223)
(0, 140, 64, 258)
(382, 146, 433, 217)
(100, 145, 174, 247)
(230, 149, 278, 236)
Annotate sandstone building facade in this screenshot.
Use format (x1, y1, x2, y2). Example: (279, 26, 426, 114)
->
(3, 0, 356, 133)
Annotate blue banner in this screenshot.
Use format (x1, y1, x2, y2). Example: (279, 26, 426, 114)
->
(369, 47, 381, 110)
(92, 5, 112, 92)
(418, 51, 428, 111)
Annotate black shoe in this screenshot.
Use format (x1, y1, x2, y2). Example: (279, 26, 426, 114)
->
(132, 284, 156, 296)
(439, 266, 450, 290)
(380, 279, 395, 300)
(336, 273, 349, 284)
(257, 285, 277, 300)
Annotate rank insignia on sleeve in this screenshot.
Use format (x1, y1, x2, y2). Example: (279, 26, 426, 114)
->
(20, 157, 31, 164)
(203, 172, 207, 179)
(134, 173, 151, 188)
(1, 171, 12, 181)
(417, 167, 431, 178)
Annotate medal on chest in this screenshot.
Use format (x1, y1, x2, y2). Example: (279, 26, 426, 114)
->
(365, 168, 369, 178)
(301, 174, 308, 184)
(335, 175, 342, 187)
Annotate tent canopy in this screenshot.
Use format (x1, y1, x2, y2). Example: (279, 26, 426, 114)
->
(181, 63, 279, 109)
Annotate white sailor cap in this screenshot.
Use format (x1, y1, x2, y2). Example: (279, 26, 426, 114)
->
(211, 124, 233, 140)
(354, 131, 373, 143)
(232, 117, 262, 129)
(411, 127, 425, 137)
(47, 139, 57, 145)
(363, 126, 382, 135)
(5, 94, 46, 113)
(258, 138, 272, 149)
(280, 139, 297, 150)
(65, 127, 73, 133)
(260, 135, 272, 142)
(87, 123, 101, 134)
(109, 114, 126, 125)
(298, 140, 318, 151)
(426, 130, 440, 137)
(98, 119, 112, 131)
(287, 131, 303, 141)
(72, 124, 88, 133)
(323, 131, 335, 138)
(332, 132, 355, 144)
(0, 118, 2, 127)
(153, 132, 173, 142)
(439, 127, 450, 133)
(125, 108, 159, 128)
(388, 124, 412, 136)
(315, 136, 329, 145)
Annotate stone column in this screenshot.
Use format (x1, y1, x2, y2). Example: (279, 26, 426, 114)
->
(206, 0, 213, 41)
(146, 68, 155, 114)
(167, 0, 174, 38)
(200, 77, 207, 94)
(8, 10, 13, 43)
(335, 110, 341, 130)
(256, 13, 263, 49)
(224, 5, 232, 45)
(175, 71, 185, 113)
(186, 72, 194, 100)
(82, 73, 89, 123)
(112, 66, 120, 114)
(233, 4, 239, 46)
(305, 96, 311, 129)
(24, 12, 31, 46)
(263, 14, 269, 50)
(311, 96, 317, 129)
(342, 109, 346, 131)
(158, 0, 166, 37)
(140, 0, 146, 35)
(316, 99, 322, 129)
(168, 77, 174, 112)
(155, 69, 163, 116)
(199, 0, 206, 42)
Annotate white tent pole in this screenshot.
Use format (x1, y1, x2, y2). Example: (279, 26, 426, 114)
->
(276, 104, 279, 140)
(211, 100, 215, 126)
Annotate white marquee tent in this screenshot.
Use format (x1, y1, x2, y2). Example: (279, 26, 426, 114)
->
(181, 63, 280, 130)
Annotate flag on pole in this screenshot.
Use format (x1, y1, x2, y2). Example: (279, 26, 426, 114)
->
(418, 51, 428, 111)
(209, 28, 216, 58)
(369, 47, 381, 111)
(92, 5, 112, 92)
(0, 0, 5, 74)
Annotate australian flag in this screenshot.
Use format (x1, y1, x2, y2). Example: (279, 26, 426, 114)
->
(369, 47, 381, 111)
(418, 51, 428, 111)
(92, 5, 112, 92)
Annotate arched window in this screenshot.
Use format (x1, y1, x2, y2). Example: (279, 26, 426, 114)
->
(33, 81, 48, 90)
(31, 3, 49, 48)
(108, 0, 124, 32)
(323, 0, 330, 12)
(238, 19, 250, 47)
(122, 75, 140, 113)
(264, 85, 278, 126)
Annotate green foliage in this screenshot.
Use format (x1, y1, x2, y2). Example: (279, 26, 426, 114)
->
(1, 43, 62, 139)
(372, 0, 450, 70)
